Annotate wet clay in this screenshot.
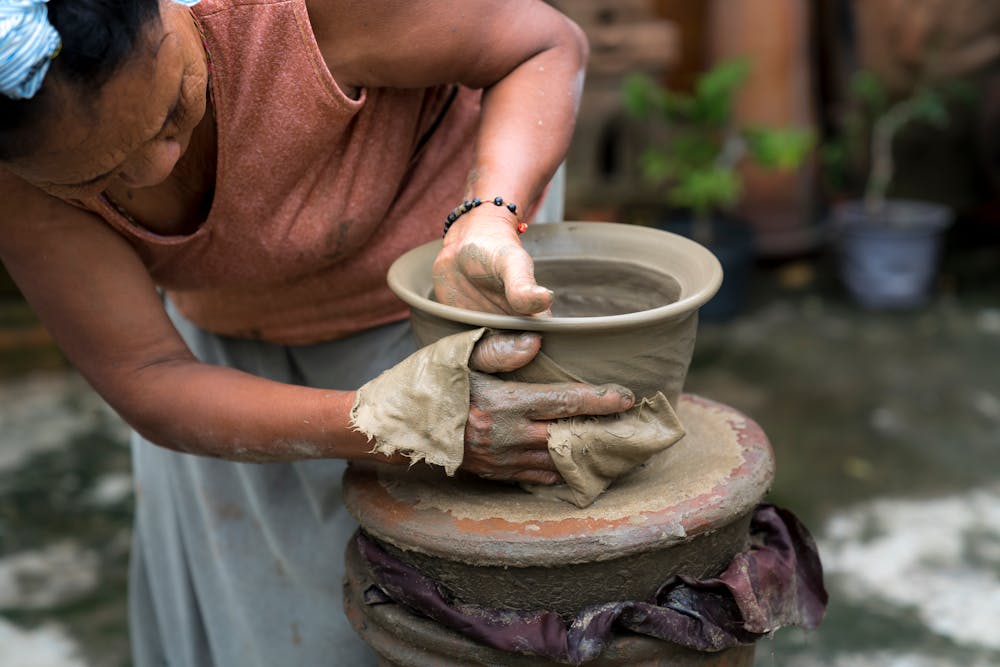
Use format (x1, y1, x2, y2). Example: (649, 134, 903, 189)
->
(506, 349, 686, 507)
(415, 258, 695, 404)
(532, 394, 683, 507)
(379, 223, 724, 505)
(508, 258, 682, 317)
(372, 398, 749, 529)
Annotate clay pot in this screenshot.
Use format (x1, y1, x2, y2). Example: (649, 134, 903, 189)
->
(387, 221, 722, 405)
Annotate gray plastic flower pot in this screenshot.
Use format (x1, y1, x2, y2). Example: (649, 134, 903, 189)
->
(833, 199, 953, 309)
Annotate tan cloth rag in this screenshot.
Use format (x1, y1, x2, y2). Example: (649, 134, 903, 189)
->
(351, 328, 487, 474)
(526, 393, 683, 507)
(350, 328, 685, 507)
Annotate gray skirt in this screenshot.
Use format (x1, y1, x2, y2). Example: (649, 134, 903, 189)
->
(129, 299, 417, 667)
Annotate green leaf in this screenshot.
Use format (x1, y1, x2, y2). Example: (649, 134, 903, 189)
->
(666, 167, 742, 216)
(660, 90, 697, 120)
(850, 70, 888, 111)
(622, 73, 658, 119)
(910, 89, 949, 127)
(743, 128, 815, 169)
(693, 58, 751, 124)
(639, 148, 674, 184)
(668, 132, 722, 170)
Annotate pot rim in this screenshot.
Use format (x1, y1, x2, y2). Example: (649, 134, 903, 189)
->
(831, 198, 955, 233)
(388, 221, 724, 332)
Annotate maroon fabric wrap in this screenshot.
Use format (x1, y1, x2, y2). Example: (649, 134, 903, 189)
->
(356, 504, 827, 665)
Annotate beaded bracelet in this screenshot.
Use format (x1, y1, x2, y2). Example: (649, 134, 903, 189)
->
(443, 196, 526, 237)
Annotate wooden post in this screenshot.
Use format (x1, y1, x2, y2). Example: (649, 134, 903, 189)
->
(708, 0, 821, 256)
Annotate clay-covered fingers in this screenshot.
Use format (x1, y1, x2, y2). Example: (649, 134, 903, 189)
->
(464, 390, 552, 451)
(515, 382, 635, 420)
(468, 331, 541, 374)
(462, 423, 560, 485)
(491, 243, 553, 316)
(432, 266, 515, 315)
(464, 371, 562, 485)
(462, 369, 635, 486)
(430, 209, 553, 316)
(452, 241, 551, 316)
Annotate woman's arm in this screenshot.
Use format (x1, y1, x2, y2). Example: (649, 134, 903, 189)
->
(0, 175, 380, 464)
(0, 177, 628, 483)
(310, 0, 589, 314)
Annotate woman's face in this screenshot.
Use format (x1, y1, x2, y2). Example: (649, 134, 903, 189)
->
(6, 1, 209, 199)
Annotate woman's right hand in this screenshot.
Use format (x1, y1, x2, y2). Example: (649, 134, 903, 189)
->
(462, 331, 635, 486)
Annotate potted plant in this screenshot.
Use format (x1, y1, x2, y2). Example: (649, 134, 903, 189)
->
(623, 59, 814, 320)
(822, 71, 974, 309)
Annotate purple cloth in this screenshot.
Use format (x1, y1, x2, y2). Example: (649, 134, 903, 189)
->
(358, 504, 827, 665)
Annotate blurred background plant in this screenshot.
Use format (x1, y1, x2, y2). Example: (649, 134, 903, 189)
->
(822, 70, 979, 212)
(622, 59, 815, 244)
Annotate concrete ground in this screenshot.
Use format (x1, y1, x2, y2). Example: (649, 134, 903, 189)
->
(0, 229, 997, 667)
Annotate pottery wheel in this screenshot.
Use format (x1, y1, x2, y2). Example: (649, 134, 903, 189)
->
(345, 394, 774, 613)
(344, 395, 774, 567)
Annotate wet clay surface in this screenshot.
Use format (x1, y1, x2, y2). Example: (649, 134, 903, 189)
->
(373, 398, 751, 525)
(411, 305, 698, 405)
(493, 258, 682, 317)
(527, 392, 686, 507)
(343, 396, 775, 578)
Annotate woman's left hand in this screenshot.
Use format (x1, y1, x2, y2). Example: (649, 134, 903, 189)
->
(432, 207, 553, 316)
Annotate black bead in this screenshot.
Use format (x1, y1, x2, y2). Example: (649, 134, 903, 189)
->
(447, 212, 457, 223)
(507, 203, 517, 214)
(493, 196, 504, 206)
(472, 198, 482, 207)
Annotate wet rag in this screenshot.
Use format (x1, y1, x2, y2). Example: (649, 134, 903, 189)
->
(351, 328, 487, 474)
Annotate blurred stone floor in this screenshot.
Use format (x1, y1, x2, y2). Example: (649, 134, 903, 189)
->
(0, 230, 998, 667)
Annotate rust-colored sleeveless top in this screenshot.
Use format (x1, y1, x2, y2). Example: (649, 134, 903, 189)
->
(79, 0, 480, 344)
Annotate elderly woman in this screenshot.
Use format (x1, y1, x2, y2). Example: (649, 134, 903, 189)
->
(0, 0, 637, 663)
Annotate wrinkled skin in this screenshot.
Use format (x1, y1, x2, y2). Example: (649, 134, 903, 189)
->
(463, 331, 635, 485)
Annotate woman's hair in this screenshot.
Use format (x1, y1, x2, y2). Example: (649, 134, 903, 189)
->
(0, 0, 162, 161)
